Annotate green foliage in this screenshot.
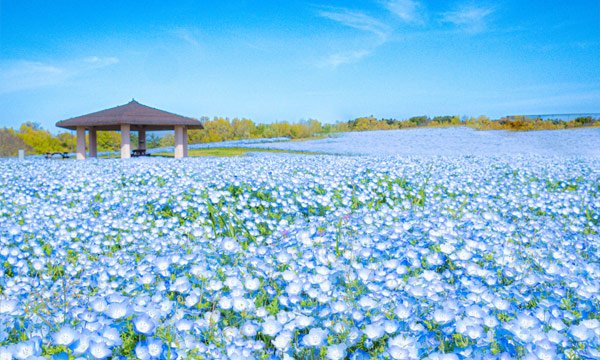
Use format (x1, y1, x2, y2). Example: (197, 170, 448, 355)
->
(17, 123, 64, 154)
(186, 117, 324, 144)
(3, 112, 597, 158)
(468, 115, 600, 131)
(96, 131, 122, 152)
(0, 127, 31, 157)
(153, 147, 319, 157)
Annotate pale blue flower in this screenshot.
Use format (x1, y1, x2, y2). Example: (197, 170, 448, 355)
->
(88, 341, 111, 359)
(326, 344, 347, 360)
(133, 315, 156, 335)
(53, 326, 77, 346)
(302, 328, 327, 347)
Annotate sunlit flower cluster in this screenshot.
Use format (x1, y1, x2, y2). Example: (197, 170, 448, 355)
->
(0, 146, 598, 358)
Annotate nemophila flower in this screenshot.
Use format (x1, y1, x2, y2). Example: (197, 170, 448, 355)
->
(364, 323, 385, 340)
(204, 311, 220, 325)
(232, 297, 248, 312)
(294, 314, 313, 329)
(241, 322, 258, 337)
(395, 303, 412, 320)
(101, 326, 122, 347)
(426, 352, 459, 360)
(384, 320, 399, 334)
(13, 338, 41, 359)
(272, 331, 292, 351)
(135, 342, 150, 359)
(78, 310, 97, 323)
(327, 344, 347, 360)
(170, 276, 191, 293)
(175, 319, 193, 332)
(184, 293, 199, 308)
(218, 296, 233, 310)
(0, 345, 14, 360)
(133, 315, 156, 335)
(53, 326, 77, 346)
(207, 279, 223, 291)
(105, 302, 131, 319)
(302, 328, 327, 347)
(89, 297, 108, 313)
(389, 346, 410, 360)
(222, 327, 239, 343)
(0, 142, 599, 358)
(244, 277, 260, 291)
(0, 299, 18, 315)
(70, 333, 91, 355)
(88, 341, 111, 359)
(261, 317, 282, 337)
(570, 324, 591, 342)
(433, 309, 454, 325)
(388, 335, 420, 359)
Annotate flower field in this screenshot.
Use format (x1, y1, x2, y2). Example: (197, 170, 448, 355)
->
(1, 149, 599, 358)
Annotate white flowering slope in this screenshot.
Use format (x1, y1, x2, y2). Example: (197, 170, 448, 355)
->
(0, 153, 599, 359)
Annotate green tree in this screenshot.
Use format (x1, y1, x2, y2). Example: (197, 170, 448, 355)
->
(160, 133, 175, 147)
(57, 132, 76, 152)
(96, 131, 121, 152)
(17, 123, 64, 154)
(0, 128, 32, 157)
(146, 134, 161, 148)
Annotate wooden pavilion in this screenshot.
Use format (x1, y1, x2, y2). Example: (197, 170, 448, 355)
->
(56, 100, 203, 159)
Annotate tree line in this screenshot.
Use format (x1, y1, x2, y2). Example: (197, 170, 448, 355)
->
(1, 115, 598, 157)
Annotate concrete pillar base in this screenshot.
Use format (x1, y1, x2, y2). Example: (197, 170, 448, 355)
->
(76, 127, 86, 160)
(174, 126, 184, 158)
(121, 124, 131, 159)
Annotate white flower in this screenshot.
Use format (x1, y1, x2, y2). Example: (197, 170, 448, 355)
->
(53, 326, 77, 346)
(272, 331, 292, 351)
(303, 328, 327, 347)
(241, 323, 258, 337)
(295, 315, 313, 329)
(262, 318, 282, 337)
(433, 309, 454, 325)
(219, 296, 232, 310)
(364, 323, 385, 340)
(326, 344, 346, 360)
(232, 297, 248, 312)
(244, 277, 261, 291)
(571, 324, 590, 341)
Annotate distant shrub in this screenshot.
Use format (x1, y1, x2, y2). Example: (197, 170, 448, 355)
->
(0, 128, 31, 157)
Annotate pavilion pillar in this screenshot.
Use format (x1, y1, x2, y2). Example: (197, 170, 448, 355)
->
(138, 129, 146, 150)
(89, 128, 97, 158)
(174, 126, 184, 159)
(183, 127, 188, 157)
(76, 127, 86, 160)
(121, 124, 131, 159)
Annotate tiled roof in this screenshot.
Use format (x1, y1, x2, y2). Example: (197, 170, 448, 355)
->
(56, 100, 203, 130)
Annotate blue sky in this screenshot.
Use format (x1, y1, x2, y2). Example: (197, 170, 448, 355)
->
(0, 0, 599, 131)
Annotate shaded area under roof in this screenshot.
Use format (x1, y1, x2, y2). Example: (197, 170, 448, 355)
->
(56, 100, 203, 131)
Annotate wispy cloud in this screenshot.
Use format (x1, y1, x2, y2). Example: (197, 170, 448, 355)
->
(319, 8, 391, 40)
(0, 56, 119, 94)
(384, 0, 425, 24)
(441, 5, 494, 33)
(317, 7, 392, 68)
(83, 56, 120, 67)
(319, 49, 372, 68)
(171, 27, 201, 47)
(0, 61, 66, 93)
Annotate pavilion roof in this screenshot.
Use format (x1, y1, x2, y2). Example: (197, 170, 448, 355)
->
(56, 100, 203, 131)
